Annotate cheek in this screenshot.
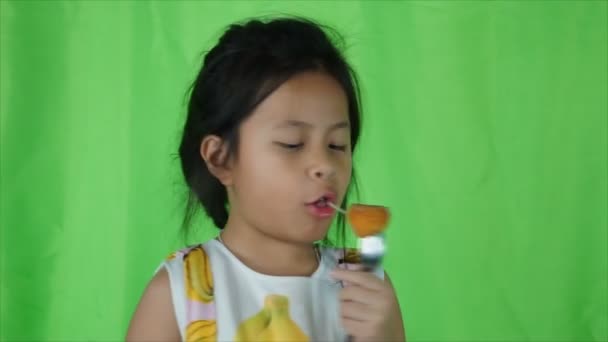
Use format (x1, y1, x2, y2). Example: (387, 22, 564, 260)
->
(232, 151, 301, 229)
(234, 146, 295, 197)
(338, 157, 353, 200)
(340, 155, 353, 180)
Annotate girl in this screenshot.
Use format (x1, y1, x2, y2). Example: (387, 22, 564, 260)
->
(127, 17, 405, 342)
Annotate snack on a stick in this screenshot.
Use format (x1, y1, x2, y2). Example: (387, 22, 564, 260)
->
(347, 204, 390, 238)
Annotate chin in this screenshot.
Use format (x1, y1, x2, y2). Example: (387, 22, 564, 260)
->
(301, 222, 332, 242)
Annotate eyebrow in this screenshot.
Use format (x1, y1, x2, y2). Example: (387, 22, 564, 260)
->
(274, 120, 350, 130)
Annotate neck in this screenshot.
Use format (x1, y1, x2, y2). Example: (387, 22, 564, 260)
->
(218, 215, 320, 277)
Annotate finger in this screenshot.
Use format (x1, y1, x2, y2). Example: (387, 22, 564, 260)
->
(340, 284, 397, 314)
(341, 317, 369, 339)
(331, 268, 385, 290)
(340, 300, 370, 321)
(339, 285, 378, 306)
(339, 263, 367, 272)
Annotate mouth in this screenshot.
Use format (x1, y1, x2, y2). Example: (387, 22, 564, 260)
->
(306, 193, 337, 218)
(308, 192, 337, 205)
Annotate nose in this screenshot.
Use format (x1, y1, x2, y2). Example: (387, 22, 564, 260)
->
(307, 151, 336, 181)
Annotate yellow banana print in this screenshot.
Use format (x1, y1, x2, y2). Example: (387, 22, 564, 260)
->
(235, 295, 309, 341)
(184, 246, 214, 303)
(234, 305, 271, 341)
(186, 320, 216, 342)
(342, 248, 361, 264)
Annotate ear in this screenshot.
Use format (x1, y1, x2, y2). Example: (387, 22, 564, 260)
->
(199, 135, 233, 186)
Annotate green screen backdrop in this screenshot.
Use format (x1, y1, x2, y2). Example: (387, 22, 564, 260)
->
(1, 1, 607, 341)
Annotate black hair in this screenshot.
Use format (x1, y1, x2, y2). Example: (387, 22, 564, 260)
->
(178, 17, 362, 246)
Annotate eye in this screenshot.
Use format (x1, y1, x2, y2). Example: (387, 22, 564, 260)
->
(329, 144, 347, 151)
(275, 142, 304, 150)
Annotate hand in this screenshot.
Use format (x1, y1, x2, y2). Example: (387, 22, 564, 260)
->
(331, 268, 405, 342)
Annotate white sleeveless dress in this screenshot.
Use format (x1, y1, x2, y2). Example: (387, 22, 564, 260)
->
(158, 239, 384, 341)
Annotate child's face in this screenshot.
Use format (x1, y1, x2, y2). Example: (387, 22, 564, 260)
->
(229, 71, 352, 243)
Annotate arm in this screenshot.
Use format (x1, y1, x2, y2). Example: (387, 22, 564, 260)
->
(125, 268, 181, 341)
(384, 271, 406, 341)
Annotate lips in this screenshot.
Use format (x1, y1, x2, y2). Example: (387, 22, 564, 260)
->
(307, 192, 337, 205)
(306, 192, 337, 218)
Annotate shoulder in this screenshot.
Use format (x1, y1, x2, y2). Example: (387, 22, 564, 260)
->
(162, 243, 215, 274)
(127, 242, 217, 341)
(126, 268, 180, 341)
(162, 242, 215, 298)
(164, 243, 208, 262)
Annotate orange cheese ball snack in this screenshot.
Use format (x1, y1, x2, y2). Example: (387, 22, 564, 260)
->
(347, 204, 390, 237)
